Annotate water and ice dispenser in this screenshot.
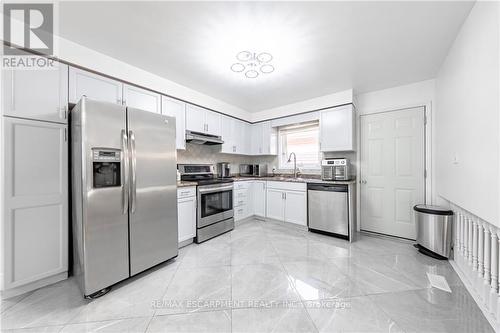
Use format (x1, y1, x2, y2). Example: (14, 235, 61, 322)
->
(92, 148, 121, 188)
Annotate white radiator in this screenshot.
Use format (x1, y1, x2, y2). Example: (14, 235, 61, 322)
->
(449, 203, 500, 330)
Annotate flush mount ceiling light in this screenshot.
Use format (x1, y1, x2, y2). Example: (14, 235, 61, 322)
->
(230, 51, 275, 79)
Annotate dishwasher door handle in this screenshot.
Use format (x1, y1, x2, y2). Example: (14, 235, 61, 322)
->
(307, 184, 348, 192)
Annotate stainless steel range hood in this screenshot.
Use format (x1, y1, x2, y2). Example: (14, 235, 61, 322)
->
(185, 130, 224, 145)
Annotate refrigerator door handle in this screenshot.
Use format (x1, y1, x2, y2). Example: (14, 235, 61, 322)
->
(129, 130, 137, 214)
(121, 129, 129, 214)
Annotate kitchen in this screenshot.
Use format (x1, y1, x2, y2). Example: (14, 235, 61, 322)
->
(1, 1, 499, 332)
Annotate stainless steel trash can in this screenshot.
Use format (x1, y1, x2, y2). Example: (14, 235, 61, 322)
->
(414, 205, 454, 259)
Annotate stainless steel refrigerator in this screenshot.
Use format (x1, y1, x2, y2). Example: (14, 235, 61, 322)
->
(71, 97, 178, 298)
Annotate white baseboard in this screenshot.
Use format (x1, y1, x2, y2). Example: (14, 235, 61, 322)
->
(0, 272, 68, 300)
(449, 260, 498, 332)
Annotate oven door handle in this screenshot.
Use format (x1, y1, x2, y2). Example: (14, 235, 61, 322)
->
(198, 185, 234, 194)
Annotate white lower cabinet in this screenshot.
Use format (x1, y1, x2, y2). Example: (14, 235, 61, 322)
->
(252, 181, 267, 217)
(233, 181, 253, 221)
(266, 188, 285, 221)
(266, 182, 307, 226)
(2, 117, 68, 292)
(283, 191, 307, 225)
(177, 187, 196, 244)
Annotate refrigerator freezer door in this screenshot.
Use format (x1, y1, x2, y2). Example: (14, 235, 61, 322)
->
(308, 186, 349, 236)
(127, 108, 178, 275)
(73, 97, 130, 296)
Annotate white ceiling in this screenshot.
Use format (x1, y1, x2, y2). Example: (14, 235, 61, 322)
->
(59, 1, 473, 112)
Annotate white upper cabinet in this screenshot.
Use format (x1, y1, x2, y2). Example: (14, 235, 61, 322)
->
(262, 121, 278, 155)
(221, 115, 237, 153)
(185, 104, 206, 133)
(162, 96, 186, 150)
(205, 110, 222, 136)
(69, 67, 123, 105)
(3, 64, 68, 123)
(250, 121, 277, 155)
(320, 105, 356, 152)
(185, 104, 222, 136)
(236, 120, 250, 155)
(123, 84, 161, 113)
(250, 123, 263, 155)
(221, 116, 251, 155)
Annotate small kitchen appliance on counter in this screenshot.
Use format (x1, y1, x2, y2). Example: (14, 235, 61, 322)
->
(178, 164, 234, 243)
(321, 158, 351, 181)
(239, 164, 268, 177)
(217, 162, 231, 178)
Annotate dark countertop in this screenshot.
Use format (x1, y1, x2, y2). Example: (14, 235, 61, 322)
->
(231, 176, 357, 185)
(177, 176, 356, 187)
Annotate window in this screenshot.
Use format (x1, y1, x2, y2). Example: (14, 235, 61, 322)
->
(278, 121, 321, 170)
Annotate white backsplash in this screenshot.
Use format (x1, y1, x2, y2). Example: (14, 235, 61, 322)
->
(177, 143, 256, 174)
(177, 143, 357, 177)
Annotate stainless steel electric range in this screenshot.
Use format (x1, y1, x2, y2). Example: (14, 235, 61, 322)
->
(178, 164, 234, 243)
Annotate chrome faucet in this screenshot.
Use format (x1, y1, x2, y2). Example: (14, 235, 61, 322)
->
(287, 152, 298, 178)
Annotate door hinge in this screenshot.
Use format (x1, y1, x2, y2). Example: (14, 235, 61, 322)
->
(424, 115, 427, 125)
(64, 128, 67, 142)
(424, 169, 427, 179)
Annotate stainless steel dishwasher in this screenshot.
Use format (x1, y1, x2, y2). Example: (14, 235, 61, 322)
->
(307, 183, 356, 241)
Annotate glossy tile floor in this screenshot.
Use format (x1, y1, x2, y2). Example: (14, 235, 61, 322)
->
(1, 219, 494, 332)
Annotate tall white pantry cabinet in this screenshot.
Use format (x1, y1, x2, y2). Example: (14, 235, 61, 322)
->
(1, 64, 69, 297)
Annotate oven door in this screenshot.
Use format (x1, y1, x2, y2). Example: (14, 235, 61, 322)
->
(197, 184, 234, 228)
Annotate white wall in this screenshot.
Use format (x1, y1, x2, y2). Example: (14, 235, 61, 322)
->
(251, 89, 353, 122)
(435, 1, 499, 226)
(58, 38, 252, 121)
(355, 79, 435, 115)
(355, 79, 436, 204)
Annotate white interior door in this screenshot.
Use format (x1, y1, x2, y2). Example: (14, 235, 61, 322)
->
(360, 107, 425, 239)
